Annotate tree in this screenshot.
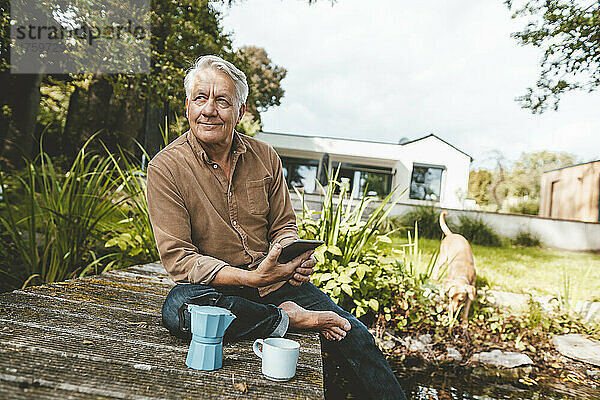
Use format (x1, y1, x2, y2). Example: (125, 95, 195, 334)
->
(508, 150, 578, 197)
(467, 150, 578, 212)
(1, 0, 288, 164)
(506, 0, 600, 113)
(468, 169, 494, 205)
(485, 150, 511, 211)
(235, 46, 287, 123)
(0, 0, 43, 165)
(0, 0, 10, 164)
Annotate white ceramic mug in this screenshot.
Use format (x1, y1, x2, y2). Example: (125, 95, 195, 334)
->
(252, 338, 300, 381)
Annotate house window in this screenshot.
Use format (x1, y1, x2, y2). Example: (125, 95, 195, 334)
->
(409, 164, 444, 201)
(332, 162, 393, 199)
(281, 157, 320, 194)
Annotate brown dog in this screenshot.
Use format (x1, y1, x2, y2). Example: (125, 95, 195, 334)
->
(433, 211, 476, 325)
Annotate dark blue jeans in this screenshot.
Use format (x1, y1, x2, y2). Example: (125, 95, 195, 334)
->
(162, 282, 406, 400)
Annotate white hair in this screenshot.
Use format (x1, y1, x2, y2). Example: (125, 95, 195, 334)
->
(184, 55, 249, 107)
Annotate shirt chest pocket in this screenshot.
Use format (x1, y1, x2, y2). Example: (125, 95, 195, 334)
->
(247, 177, 271, 215)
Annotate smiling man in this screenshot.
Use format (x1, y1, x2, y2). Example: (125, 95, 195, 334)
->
(146, 55, 406, 399)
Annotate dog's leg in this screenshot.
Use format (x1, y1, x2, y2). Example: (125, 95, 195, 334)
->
(461, 297, 472, 327)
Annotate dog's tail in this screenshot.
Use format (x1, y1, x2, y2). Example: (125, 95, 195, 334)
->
(439, 211, 453, 236)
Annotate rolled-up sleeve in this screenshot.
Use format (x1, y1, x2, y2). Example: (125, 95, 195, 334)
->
(146, 162, 229, 284)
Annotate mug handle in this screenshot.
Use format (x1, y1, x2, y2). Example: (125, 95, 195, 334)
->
(253, 339, 264, 359)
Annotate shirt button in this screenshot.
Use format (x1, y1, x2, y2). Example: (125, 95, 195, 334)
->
(213, 164, 218, 169)
(232, 220, 237, 226)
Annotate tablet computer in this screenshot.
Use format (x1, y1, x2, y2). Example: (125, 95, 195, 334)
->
(277, 239, 324, 264)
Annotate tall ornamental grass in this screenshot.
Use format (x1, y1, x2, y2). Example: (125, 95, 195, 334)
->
(296, 172, 406, 317)
(102, 144, 159, 268)
(100, 118, 171, 270)
(0, 137, 125, 285)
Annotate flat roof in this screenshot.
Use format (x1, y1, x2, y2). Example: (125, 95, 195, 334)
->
(258, 131, 473, 161)
(259, 130, 398, 145)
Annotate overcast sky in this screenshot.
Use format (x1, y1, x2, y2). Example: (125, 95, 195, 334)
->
(218, 0, 600, 168)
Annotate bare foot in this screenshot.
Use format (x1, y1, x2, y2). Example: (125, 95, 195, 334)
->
(278, 301, 351, 341)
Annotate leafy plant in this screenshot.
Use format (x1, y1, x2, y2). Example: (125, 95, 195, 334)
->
(103, 143, 159, 265)
(508, 199, 540, 215)
(385, 229, 457, 331)
(398, 205, 445, 239)
(296, 175, 458, 330)
(97, 116, 171, 274)
(297, 172, 405, 317)
(454, 214, 503, 247)
(512, 230, 541, 247)
(0, 135, 125, 285)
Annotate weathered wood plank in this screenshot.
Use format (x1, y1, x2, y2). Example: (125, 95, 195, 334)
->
(0, 264, 324, 399)
(0, 319, 321, 366)
(0, 291, 161, 321)
(19, 282, 164, 314)
(0, 377, 119, 400)
(88, 272, 175, 290)
(0, 341, 322, 399)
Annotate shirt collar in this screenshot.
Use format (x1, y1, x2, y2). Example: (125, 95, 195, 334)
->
(186, 130, 247, 164)
(231, 131, 247, 156)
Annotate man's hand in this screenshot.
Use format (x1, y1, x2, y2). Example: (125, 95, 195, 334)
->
(288, 254, 316, 286)
(250, 244, 314, 287)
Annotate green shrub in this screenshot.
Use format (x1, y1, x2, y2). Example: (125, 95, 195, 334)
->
(297, 174, 405, 317)
(384, 233, 457, 331)
(0, 136, 124, 285)
(512, 230, 541, 247)
(0, 226, 24, 291)
(102, 144, 160, 272)
(398, 205, 446, 239)
(453, 214, 503, 247)
(296, 178, 459, 330)
(0, 136, 160, 289)
(387, 268, 446, 332)
(508, 199, 540, 215)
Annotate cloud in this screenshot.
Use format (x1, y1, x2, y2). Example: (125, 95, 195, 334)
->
(220, 0, 600, 164)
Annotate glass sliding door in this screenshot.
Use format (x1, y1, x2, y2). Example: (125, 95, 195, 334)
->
(281, 157, 320, 194)
(332, 162, 393, 199)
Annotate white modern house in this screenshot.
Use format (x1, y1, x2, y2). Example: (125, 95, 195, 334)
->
(256, 131, 472, 210)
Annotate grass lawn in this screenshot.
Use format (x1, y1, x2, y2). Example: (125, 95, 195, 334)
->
(391, 235, 600, 303)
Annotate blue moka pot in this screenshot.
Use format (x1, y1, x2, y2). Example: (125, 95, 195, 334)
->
(185, 305, 236, 371)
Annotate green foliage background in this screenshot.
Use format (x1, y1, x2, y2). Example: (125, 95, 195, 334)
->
(0, 0, 287, 168)
(506, 0, 600, 113)
(468, 150, 578, 213)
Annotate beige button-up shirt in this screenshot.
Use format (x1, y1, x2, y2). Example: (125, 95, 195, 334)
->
(146, 130, 299, 296)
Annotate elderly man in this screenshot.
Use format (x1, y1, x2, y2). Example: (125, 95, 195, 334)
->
(146, 55, 406, 399)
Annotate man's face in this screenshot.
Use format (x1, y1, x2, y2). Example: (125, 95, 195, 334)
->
(185, 68, 245, 148)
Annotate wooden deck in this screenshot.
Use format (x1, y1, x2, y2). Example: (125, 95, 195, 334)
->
(0, 263, 324, 399)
